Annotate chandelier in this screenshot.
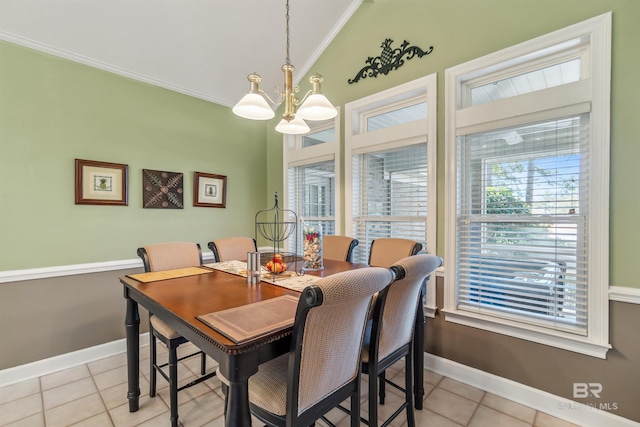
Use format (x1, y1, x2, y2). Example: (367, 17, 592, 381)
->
(232, 0, 337, 135)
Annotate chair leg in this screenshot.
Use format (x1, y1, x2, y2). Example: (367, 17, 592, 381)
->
(149, 324, 157, 397)
(369, 371, 379, 427)
(169, 347, 179, 427)
(405, 352, 415, 427)
(351, 392, 360, 427)
(378, 370, 386, 404)
(200, 352, 206, 376)
(222, 382, 228, 416)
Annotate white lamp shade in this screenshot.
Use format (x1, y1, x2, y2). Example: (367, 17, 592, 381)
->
(232, 93, 275, 120)
(275, 115, 310, 134)
(296, 94, 338, 121)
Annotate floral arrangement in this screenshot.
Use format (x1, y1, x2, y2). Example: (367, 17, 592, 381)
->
(303, 226, 323, 270)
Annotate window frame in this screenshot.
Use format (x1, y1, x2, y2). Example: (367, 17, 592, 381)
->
(444, 13, 611, 358)
(345, 74, 438, 317)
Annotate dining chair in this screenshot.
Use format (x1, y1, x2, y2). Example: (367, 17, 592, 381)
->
(323, 235, 359, 262)
(368, 238, 423, 268)
(363, 253, 443, 427)
(208, 236, 258, 262)
(137, 242, 217, 427)
(219, 267, 395, 427)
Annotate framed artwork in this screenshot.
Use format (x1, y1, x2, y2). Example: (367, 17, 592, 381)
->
(143, 169, 184, 209)
(75, 159, 128, 206)
(194, 172, 227, 208)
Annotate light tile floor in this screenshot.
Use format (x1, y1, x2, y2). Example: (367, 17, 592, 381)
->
(0, 343, 581, 427)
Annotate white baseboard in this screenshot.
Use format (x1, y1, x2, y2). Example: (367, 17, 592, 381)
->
(0, 333, 150, 388)
(424, 353, 639, 427)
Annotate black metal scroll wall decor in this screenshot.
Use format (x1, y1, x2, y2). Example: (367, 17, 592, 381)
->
(348, 38, 433, 84)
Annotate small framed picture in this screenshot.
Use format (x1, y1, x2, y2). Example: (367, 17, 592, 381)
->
(194, 172, 227, 208)
(143, 169, 184, 209)
(75, 159, 128, 206)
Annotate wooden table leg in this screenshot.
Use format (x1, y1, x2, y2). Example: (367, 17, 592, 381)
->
(225, 379, 251, 427)
(125, 293, 140, 412)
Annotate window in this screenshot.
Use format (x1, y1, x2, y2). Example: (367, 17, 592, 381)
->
(288, 160, 335, 234)
(445, 13, 611, 357)
(285, 116, 340, 243)
(351, 144, 428, 260)
(346, 75, 438, 315)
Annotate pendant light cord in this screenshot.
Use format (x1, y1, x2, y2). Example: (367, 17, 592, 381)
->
(285, 0, 291, 66)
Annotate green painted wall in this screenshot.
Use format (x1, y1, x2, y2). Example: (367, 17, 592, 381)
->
(266, 0, 640, 289)
(0, 41, 269, 270)
(2, 0, 638, 290)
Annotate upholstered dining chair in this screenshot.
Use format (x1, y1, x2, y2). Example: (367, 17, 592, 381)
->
(368, 238, 423, 268)
(137, 242, 216, 427)
(219, 267, 395, 427)
(363, 254, 443, 427)
(323, 235, 359, 262)
(208, 236, 257, 262)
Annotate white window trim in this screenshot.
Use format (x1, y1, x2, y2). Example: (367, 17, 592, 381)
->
(444, 13, 611, 358)
(283, 110, 341, 234)
(345, 74, 438, 317)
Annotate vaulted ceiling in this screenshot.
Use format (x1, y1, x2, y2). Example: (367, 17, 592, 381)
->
(0, 0, 361, 108)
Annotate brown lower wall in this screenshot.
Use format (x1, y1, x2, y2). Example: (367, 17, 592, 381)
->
(0, 268, 150, 369)
(1, 271, 638, 423)
(426, 276, 640, 423)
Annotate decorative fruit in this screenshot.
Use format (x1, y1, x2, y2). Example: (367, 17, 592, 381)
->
(266, 260, 287, 273)
(272, 253, 283, 262)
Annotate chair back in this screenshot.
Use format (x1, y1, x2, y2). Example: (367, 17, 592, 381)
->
(289, 267, 395, 417)
(137, 242, 203, 272)
(368, 238, 422, 268)
(322, 235, 359, 262)
(375, 254, 442, 361)
(208, 237, 257, 262)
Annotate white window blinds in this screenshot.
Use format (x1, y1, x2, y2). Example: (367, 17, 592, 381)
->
(351, 144, 428, 264)
(456, 115, 589, 334)
(287, 160, 336, 235)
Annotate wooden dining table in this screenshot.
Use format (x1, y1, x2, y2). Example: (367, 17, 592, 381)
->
(121, 259, 426, 427)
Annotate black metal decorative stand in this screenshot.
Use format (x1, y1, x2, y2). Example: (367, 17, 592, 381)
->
(255, 192, 300, 277)
(348, 39, 434, 84)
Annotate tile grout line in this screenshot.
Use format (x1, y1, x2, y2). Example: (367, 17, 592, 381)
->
(89, 366, 116, 427)
(463, 390, 484, 427)
(38, 376, 46, 427)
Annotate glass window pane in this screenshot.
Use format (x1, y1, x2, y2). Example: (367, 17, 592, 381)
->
(470, 58, 581, 106)
(351, 144, 428, 264)
(302, 127, 335, 148)
(288, 160, 336, 241)
(456, 115, 589, 331)
(366, 102, 427, 132)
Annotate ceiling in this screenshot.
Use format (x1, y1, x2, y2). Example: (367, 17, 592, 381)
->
(0, 0, 362, 108)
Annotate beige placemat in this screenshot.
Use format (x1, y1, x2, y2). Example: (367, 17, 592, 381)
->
(197, 295, 300, 344)
(128, 266, 212, 283)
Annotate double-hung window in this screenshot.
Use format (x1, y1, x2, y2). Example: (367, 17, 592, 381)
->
(444, 13, 611, 357)
(346, 75, 438, 315)
(285, 115, 340, 240)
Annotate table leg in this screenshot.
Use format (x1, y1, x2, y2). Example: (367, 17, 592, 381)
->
(225, 379, 251, 427)
(125, 295, 140, 412)
(413, 291, 426, 410)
